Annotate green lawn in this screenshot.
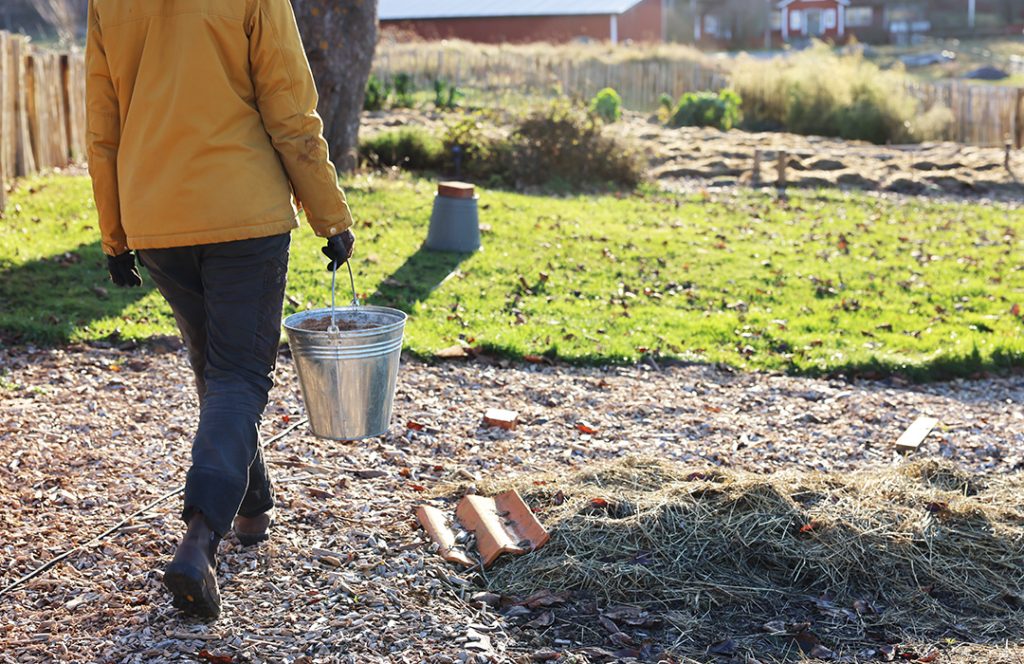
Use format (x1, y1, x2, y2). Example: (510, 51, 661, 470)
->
(1, 174, 1022, 379)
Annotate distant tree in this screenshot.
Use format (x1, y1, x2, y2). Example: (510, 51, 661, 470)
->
(720, 0, 770, 47)
(27, 0, 84, 45)
(291, 0, 378, 172)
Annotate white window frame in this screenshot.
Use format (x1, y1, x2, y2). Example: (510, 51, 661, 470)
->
(845, 6, 873, 27)
(790, 9, 802, 31)
(823, 8, 836, 29)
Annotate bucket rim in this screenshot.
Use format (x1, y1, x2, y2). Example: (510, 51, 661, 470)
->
(284, 305, 407, 338)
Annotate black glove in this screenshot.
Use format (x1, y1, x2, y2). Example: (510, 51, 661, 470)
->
(323, 229, 355, 271)
(107, 251, 143, 288)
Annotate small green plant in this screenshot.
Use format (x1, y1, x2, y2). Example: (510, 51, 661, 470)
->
(364, 74, 391, 111)
(669, 89, 742, 131)
(658, 93, 674, 113)
(588, 87, 622, 123)
(359, 128, 444, 170)
(393, 73, 415, 108)
(442, 113, 504, 178)
(433, 79, 463, 111)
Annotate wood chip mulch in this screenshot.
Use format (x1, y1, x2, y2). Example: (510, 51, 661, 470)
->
(0, 344, 1020, 663)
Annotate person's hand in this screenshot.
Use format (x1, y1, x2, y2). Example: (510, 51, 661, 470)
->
(323, 229, 355, 271)
(107, 251, 143, 287)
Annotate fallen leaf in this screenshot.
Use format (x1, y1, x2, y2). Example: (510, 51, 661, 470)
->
(519, 589, 570, 609)
(524, 610, 555, 629)
(794, 629, 821, 654)
(603, 605, 657, 627)
(406, 420, 426, 431)
(853, 599, 876, 615)
(917, 650, 940, 662)
(599, 614, 622, 635)
(576, 421, 598, 435)
(708, 638, 737, 656)
(607, 631, 635, 647)
(809, 644, 835, 660)
(197, 650, 235, 664)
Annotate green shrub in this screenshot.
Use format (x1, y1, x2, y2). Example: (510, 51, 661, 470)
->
(441, 114, 500, 177)
(502, 101, 643, 189)
(669, 89, 742, 130)
(359, 128, 444, 170)
(658, 93, 674, 113)
(393, 73, 415, 108)
(361, 105, 643, 191)
(730, 42, 953, 143)
(364, 74, 391, 111)
(589, 87, 623, 123)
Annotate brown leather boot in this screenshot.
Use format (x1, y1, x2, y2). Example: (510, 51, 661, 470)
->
(163, 513, 221, 619)
(233, 508, 274, 547)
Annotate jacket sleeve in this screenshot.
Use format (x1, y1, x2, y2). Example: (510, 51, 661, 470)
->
(85, 0, 127, 256)
(248, 0, 354, 238)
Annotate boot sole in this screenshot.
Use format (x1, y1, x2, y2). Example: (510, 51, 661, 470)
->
(164, 561, 221, 619)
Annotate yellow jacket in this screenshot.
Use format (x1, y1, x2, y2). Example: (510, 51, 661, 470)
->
(86, 0, 353, 256)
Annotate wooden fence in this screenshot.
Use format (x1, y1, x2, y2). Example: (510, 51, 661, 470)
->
(372, 42, 729, 110)
(904, 81, 1024, 148)
(374, 41, 1024, 148)
(0, 30, 86, 215)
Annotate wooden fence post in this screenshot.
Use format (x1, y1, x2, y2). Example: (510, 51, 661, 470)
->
(776, 150, 787, 188)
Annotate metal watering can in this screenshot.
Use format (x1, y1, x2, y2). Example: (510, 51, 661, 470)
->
(283, 262, 407, 440)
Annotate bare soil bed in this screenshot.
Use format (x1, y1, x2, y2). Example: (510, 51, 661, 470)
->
(362, 109, 1024, 199)
(1, 344, 1022, 663)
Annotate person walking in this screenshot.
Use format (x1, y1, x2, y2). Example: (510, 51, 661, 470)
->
(85, 0, 356, 618)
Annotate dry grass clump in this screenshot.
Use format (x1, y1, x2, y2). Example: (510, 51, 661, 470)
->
(730, 42, 954, 144)
(377, 35, 712, 67)
(484, 457, 1024, 650)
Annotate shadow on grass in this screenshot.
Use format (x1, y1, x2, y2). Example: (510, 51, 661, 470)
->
(365, 244, 470, 311)
(0, 240, 155, 346)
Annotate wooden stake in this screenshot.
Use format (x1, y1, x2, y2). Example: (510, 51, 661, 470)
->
(894, 416, 938, 453)
(752, 149, 762, 186)
(776, 150, 787, 188)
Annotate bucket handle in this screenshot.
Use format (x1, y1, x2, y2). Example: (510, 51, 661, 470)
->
(328, 260, 359, 334)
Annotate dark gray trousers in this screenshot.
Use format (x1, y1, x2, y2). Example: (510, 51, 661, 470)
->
(137, 233, 290, 536)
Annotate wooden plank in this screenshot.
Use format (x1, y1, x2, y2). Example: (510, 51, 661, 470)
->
(0, 31, 8, 215)
(12, 35, 36, 177)
(895, 416, 939, 453)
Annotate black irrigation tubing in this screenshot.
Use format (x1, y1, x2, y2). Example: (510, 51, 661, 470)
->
(0, 417, 309, 599)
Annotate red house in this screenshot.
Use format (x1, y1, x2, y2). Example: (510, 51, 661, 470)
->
(777, 0, 850, 41)
(379, 0, 666, 45)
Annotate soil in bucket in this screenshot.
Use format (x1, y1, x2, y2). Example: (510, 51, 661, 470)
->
(295, 313, 381, 332)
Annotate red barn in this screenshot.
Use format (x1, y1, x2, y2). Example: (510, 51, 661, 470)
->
(379, 0, 666, 45)
(776, 0, 850, 41)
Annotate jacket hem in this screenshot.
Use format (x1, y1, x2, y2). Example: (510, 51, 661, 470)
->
(127, 217, 300, 250)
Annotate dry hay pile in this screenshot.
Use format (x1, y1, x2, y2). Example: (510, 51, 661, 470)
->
(483, 457, 1024, 655)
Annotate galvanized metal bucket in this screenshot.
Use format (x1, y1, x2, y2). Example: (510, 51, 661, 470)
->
(283, 263, 407, 440)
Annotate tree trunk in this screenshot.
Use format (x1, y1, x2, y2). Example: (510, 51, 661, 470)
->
(290, 0, 377, 172)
